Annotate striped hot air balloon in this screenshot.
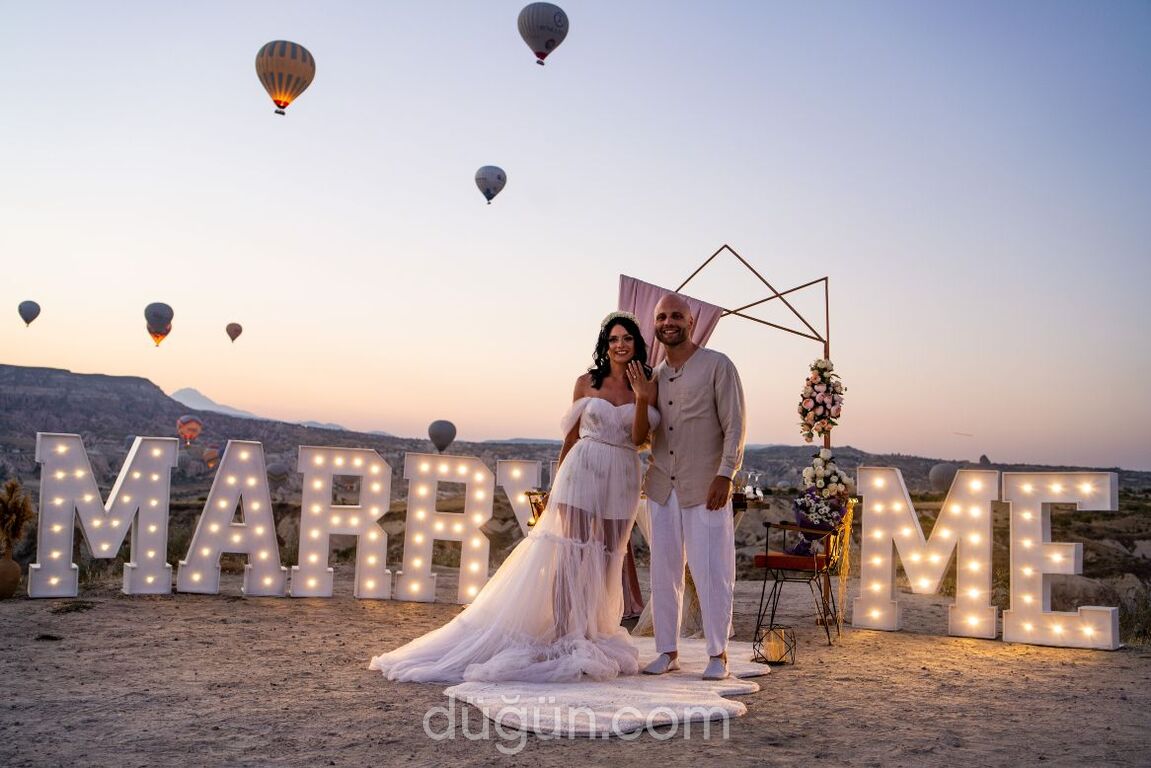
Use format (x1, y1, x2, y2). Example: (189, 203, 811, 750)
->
(255, 41, 316, 115)
(517, 3, 569, 65)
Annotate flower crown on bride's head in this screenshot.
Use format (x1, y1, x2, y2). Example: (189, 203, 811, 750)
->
(600, 310, 638, 329)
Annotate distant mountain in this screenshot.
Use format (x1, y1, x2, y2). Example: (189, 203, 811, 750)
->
(171, 388, 369, 433)
(298, 420, 351, 432)
(2, 364, 1147, 492)
(170, 388, 260, 419)
(0, 364, 548, 489)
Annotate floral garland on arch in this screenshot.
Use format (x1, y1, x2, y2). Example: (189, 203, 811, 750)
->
(797, 359, 845, 443)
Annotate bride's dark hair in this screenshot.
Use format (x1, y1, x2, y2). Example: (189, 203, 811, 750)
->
(588, 315, 651, 390)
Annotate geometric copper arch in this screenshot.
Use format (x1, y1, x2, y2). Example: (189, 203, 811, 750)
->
(677, 243, 831, 359)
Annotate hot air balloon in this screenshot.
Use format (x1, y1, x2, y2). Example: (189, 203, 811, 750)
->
(226, 323, 243, 342)
(18, 300, 40, 326)
(176, 415, 204, 445)
(144, 303, 174, 346)
(428, 420, 457, 453)
(255, 41, 316, 115)
(475, 166, 507, 204)
(928, 463, 959, 493)
(266, 461, 290, 492)
(517, 3, 569, 65)
(202, 444, 220, 470)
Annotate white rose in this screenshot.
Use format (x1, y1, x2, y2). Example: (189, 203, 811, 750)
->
(819, 448, 832, 460)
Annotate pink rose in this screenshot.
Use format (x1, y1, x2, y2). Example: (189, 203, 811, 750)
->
(803, 398, 814, 410)
(830, 406, 842, 418)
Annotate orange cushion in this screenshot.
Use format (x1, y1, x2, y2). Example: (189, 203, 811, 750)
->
(754, 550, 828, 571)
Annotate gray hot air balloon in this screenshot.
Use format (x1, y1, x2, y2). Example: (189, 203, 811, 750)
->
(928, 463, 959, 493)
(18, 300, 40, 326)
(428, 420, 457, 453)
(144, 303, 174, 346)
(517, 3, 569, 65)
(475, 166, 507, 204)
(226, 322, 243, 342)
(266, 461, 290, 493)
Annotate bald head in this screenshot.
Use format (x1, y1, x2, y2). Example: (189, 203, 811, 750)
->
(654, 293, 692, 320)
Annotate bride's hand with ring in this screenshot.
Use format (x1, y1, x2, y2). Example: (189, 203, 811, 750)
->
(627, 361, 655, 403)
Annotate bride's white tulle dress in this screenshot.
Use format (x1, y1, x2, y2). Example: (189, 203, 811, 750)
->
(369, 396, 658, 683)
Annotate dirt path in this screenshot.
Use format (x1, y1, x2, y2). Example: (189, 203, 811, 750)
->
(2, 570, 1149, 767)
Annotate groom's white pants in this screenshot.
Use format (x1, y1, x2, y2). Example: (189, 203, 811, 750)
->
(649, 490, 735, 658)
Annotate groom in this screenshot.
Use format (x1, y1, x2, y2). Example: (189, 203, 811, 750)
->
(640, 293, 746, 681)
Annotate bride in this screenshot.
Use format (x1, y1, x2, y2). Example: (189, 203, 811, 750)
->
(369, 311, 658, 683)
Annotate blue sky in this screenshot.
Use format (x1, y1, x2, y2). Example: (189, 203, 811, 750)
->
(2, 2, 1149, 469)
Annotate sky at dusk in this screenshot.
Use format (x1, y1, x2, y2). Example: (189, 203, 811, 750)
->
(2, 2, 1149, 470)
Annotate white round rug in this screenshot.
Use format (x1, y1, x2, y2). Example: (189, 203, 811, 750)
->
(444, 637, 768, 737)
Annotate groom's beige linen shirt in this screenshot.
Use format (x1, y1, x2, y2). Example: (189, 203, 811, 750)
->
(643, 347, 746, 508)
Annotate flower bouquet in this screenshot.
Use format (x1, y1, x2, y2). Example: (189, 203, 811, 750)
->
(797, 358, 845, 443)
(791, 448, 855, 556)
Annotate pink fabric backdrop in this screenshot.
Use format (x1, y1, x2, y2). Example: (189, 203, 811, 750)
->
(617, 274, 725, 367)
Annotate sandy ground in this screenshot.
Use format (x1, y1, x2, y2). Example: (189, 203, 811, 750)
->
(2, 568, 1149, 768)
